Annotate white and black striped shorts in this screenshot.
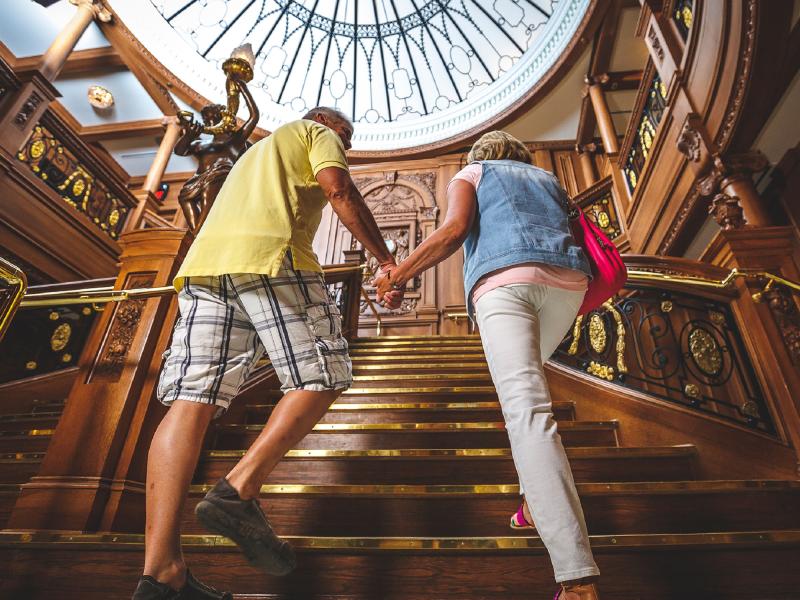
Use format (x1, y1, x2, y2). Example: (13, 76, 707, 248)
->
(157, 256, 352, 415)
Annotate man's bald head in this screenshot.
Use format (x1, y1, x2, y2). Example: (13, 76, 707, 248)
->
(303, 106, 353, 150)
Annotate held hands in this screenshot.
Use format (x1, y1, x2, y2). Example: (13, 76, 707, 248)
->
(373, 264, 405, 310)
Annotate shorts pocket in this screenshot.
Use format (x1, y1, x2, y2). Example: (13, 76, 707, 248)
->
(304, 302, 349, 389)
(305, 302, 343, 339)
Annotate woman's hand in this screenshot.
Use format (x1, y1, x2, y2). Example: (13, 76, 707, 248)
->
(374, 265, 405, 310)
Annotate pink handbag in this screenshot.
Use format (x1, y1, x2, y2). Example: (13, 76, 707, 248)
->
(568, 205, 627, 315)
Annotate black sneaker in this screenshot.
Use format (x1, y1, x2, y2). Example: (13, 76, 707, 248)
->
(181, 570, 233, 599)
(132, 576, 180, 600)
(132, 571, 231, 600)
(195, 478, 297, 576)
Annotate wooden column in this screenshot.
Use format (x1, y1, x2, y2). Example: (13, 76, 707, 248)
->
(586, 80, 619, 155)
(0, 0, 110, 155)
(9, 228, 191, 532)
(39, 0, 111, 81)
(576, 143, 599, 189)
(125, 117, 182, 232)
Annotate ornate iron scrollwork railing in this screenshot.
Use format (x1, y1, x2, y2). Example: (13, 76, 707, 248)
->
(621, 62, 667, 194)
(553, 283, 775, 434)
(572, 177, 623, 241)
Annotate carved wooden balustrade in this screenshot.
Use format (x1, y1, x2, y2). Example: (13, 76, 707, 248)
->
(552, 255, 786, 436)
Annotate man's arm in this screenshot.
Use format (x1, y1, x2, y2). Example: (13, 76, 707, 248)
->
(315, 166, 396, 269)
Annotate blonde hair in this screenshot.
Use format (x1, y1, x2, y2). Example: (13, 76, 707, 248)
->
(467, 130, 532, 164)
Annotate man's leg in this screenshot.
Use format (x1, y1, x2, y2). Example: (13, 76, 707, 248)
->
(143, 400, 218, 587)
(225, 388, 341, 499)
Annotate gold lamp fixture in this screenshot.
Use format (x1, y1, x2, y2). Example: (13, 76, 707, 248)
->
(87, 84, 114, 110)
(200, 43, 255, 135)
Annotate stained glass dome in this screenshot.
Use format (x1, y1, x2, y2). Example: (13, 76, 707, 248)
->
(110, 0, 590, 150)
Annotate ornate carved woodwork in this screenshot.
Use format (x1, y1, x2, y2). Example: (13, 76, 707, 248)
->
(756, 285, 800, 368)
(708, 193, 745, 231)
(17, 124, 131, 239)
(90, 273, 155, 382)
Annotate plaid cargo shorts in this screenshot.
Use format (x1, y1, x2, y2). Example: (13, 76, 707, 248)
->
(156, 255, 352, 415)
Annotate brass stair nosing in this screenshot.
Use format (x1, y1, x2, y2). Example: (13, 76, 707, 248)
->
(185, 479, 800, 497)
(1, 530, 798, 551)
(246, 401, 505, 411)
(0, 452, 45, 462)
(206, 445, 696, 460)
(350, 354, 486, 361)
(0, 429, 55, 438)
(217, 421, 618, 432)
(343, 386, 498, 395)
(352, 362, 488, 371)
(352, 374, 493, 382)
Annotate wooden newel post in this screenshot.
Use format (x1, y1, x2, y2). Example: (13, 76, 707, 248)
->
(9, 228, 191, 532)
(705, 227, 800, 472)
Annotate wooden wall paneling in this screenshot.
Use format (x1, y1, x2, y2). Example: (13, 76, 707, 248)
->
(436, 158, 469, 336)
(546, 362, 797, 480)
(0, 151, 121, 280)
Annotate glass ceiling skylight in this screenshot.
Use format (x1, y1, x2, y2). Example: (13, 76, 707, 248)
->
(110, 0, 589, 150)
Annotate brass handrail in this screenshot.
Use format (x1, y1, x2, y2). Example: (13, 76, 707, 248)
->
(360, 287, 383, 337)
(18, 264, 366, 309)
(0, 258, 27, 341)
(626, 267, 800, 297)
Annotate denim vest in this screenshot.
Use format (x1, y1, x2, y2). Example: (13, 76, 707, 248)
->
(462, 160, 591, 316)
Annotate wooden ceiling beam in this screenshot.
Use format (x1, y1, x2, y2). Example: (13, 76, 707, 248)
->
(80, 118, 165, 143)
(13, 47, 126, 78)
(96, 20, 180, 116)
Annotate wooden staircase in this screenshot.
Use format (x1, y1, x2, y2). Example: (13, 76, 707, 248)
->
(1, 336, 799, 598)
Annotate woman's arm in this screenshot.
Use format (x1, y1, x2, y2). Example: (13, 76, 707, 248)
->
(375, 179, 477, 305)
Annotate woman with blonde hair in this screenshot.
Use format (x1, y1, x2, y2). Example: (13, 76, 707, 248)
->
(375, 131, 600, 599)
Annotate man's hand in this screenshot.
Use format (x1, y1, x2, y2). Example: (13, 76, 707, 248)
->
(374, 265, 405, 310)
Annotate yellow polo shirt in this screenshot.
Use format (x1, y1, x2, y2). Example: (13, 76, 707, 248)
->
(174, 120, 348, 289)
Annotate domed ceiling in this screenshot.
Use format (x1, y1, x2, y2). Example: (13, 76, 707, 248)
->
(109, 0, 591, 151)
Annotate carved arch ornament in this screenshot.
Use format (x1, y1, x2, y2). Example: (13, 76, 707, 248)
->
(348, 171, 439, 317)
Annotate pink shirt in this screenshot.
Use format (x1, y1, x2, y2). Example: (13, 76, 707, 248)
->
(448, 163, 588, 305)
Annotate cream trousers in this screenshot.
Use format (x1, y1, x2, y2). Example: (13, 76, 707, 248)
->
(475, 283, 600, 582)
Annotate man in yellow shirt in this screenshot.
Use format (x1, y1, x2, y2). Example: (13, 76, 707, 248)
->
(133, 108, 403, 600)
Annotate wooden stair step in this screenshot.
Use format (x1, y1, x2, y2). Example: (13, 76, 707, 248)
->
(0, 530, 798, 599)
(0, 483, 19, 529)
(242, 401, 575, 424)
(350, 373, 493, 388)
(341, 386, 499, 402)
(0, 430, 54, 452)
(197, 445, 697, 484)
(0, 413, 61, 429)
(212, 421, 618, 450)
(351, 362, 488, 374)
(350, 338, 483, 348)
(0, 453, 44, 483)
(180, 480, 800, 537)
(350, 353, 485, 363)
(348, 348, 485, 358)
